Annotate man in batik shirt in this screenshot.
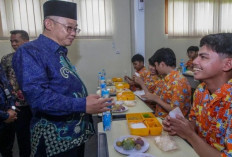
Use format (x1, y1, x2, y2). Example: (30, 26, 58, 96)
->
(141, 48, 191, 118)
(163, 33, 232, 157)
(124, 54, 150, 91)
(185, 46, 199, 71)
(13, 1, 113, 157)
(0, 63, 17, 157)
(1, 30, 31, 157)
(134, 58, 163, 111)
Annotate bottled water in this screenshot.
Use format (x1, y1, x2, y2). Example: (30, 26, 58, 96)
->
(98, 72, 102, 87)
(101, 88, 112, 131)
(102, 69, 106, 78)
(179, 59, 186, 74)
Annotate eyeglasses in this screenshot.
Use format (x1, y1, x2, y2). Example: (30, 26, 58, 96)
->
(48, 18, 81, 34)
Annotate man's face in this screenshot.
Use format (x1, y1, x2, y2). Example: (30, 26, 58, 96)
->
(50, 17, 78, 46)
(10, 34, 28, 51)
(193, 45, 225, 81)
(154, 62, 164, 75)
(148, 64, 157, 75)
(187, 51, 197, 59)
(132, 61, 144, 71)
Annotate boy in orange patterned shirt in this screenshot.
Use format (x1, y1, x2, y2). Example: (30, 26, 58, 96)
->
(134, 58, 160, 93)
(124, 54, 149, 91)
(163, 33, 232, 157)
(185, 46, 199, 71)
(141, 48, 191, 118)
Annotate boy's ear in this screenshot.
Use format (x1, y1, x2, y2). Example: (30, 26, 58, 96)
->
(223, 58, 232, 72)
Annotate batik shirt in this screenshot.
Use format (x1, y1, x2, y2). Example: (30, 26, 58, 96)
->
(1, 52, 28, 106)
(0, 64, 15, 128)
(131, 67, 150, 91)
(189, 79, 232, 157)
(13, 34, 94, 157)
(186, 59, 193, 71)
(154, 70, 191, 118)
(143, 72, 160, 93)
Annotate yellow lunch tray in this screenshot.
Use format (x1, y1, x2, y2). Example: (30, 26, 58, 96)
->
(126, 113, 163, 136)
(115, 82, 130, 89)
(112, 77, 123, 82)
(116, 91, 135, 100)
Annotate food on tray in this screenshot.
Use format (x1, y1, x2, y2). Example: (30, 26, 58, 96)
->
(142, 113, 151, 118)
(106, 79, 114, 86)
(109, 87, 116, 95)
(112, 104, 126, 112)
(124, 100, 136, 107)
(112, 77, 123, 82)
(130, 122, 147, 129)
(127, 117, 140, 120)
(116, 137, 144, 151)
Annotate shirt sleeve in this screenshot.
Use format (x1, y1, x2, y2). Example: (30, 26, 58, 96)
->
(0, 87, 9, 122)
(221, 109, 232, 157)
(170, 79, 191, 116)
(12, 46, 86, 116)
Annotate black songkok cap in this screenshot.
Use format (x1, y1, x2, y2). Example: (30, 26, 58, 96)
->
(43, 0, 77, 20)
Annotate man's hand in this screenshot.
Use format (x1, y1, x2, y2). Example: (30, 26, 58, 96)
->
(162, 115, 176, 135)
(4, 109, 17, 123)
(124, 76, 135, 85)
(169, 115, 196, 140)
(141, 92, 159, 102)
(86, 94, 114, 114)
(133, 75, 144, 86)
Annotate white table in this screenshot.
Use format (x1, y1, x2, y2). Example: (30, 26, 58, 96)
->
(98, 120, 199, 157)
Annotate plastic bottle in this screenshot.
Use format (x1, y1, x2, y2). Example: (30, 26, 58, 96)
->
(179, 59, 186, 74)
(101, 89, 112, 131)
(98, 72, 102, 87)
(102, 69, 106, 78)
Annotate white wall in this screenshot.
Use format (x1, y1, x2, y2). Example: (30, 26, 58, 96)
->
(145, 0, 201, 65)
(0, 0, 132, 94)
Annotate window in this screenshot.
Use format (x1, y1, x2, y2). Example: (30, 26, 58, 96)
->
(0, 0, 112, 38)
(165, 0, 232, 37)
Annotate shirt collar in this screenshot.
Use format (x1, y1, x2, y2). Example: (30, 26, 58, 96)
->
(38, 34, 68, 56)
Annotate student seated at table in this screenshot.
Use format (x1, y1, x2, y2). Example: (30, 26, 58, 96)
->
(134, 58, 161, 93)
(186, 46, 199, 71)
(162, 33, 232, 157)
(124, 54, 149, 91)
(141, 48, 191, 118)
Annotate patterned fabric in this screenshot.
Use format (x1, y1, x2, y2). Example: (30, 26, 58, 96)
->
(131, 67, 150, 91)
(185, 59, 193, 70)
(1, 52, 28, 106)
(0, 64, 15, 127)
(154, 70, 191, 118)
(189, 79, 232, 157)
(143, 72, 160, 93)
(12, 34, 94, 157)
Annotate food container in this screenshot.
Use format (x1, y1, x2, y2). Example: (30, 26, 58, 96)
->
(146, 118, 163, 135)
(127, 120, 149, 136)
(117, 91, 135, 101)
(115, 82, 130, 89)
(126, 113, 143, 121)
(112, 77, 123, 82)
(126, 113, 163, 136)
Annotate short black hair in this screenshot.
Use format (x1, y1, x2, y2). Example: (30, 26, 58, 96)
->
(148, 58, 153, 66)
(151, 48, 176, 67)
(131, 54, 144, 63)
(10, 30, 29, 41)
(200, 33, 232, 57)
(187, 46, 199, 53)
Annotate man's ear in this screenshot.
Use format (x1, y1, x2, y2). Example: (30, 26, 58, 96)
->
(223, 58, 232, 72)
(44, 19, 53, 31)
